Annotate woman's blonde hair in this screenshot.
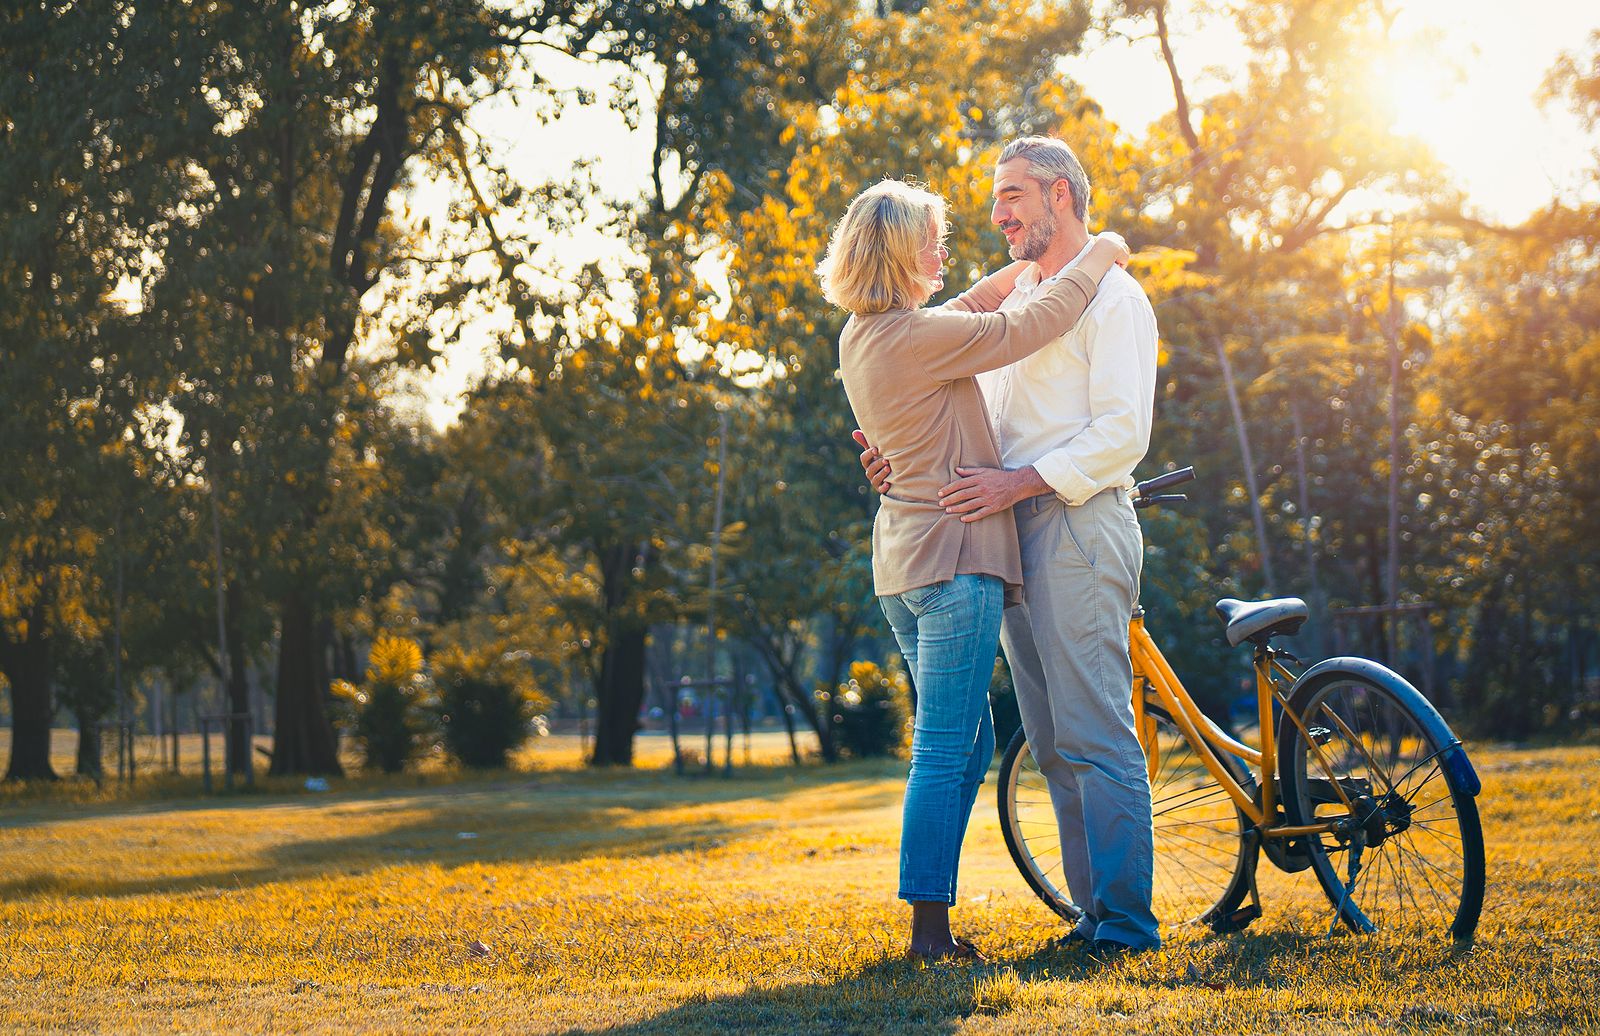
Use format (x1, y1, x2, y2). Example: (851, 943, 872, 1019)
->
(816, 180, 947, 315)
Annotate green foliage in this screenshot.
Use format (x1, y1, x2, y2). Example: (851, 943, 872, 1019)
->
(829, 661, 911, 760)
(334, 636, 434, 774)
(431, 646, 541, 770)
(3, 0, 1599, 771)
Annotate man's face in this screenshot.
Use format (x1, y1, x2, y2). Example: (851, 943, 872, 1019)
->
(991, 157, 1059, 262)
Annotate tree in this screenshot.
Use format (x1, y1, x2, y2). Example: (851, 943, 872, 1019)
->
(437, 1, 792, 766)
(130, 1, 784, 773)
(0, 0, 202, 779)
(711, 0, 1097, 757)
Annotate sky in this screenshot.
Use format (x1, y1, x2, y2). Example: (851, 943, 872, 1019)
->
(1067, 0, 1598, 224)
(406, 0, 1600, 428)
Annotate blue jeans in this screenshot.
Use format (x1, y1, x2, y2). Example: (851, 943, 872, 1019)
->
(879, 573, 1003, 904)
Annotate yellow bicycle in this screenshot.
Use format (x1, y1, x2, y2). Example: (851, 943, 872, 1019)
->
(998, 467, 1485, 942)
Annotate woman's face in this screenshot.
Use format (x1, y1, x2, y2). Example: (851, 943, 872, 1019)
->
(917, 215, 949, 296)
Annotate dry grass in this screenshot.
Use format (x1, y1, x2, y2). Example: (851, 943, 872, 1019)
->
(1, 737, 1596, 1033)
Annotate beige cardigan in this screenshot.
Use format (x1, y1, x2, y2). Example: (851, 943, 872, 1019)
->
(838, 267, 1101, 603)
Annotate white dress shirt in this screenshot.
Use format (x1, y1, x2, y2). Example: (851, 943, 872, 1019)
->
(975, 238, 1159, 506)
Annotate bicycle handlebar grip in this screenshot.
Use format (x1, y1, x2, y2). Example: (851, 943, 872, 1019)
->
(1134, 493, 1188, 510)
(1134, 466, 1196, 497)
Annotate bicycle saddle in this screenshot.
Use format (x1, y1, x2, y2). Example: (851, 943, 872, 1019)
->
(1214, 597, 1309, 647)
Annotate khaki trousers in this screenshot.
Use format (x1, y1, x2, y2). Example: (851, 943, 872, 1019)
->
(1002, 487, 1159, 949)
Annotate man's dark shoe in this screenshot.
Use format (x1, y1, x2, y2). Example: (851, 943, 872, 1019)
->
(1089, 938, 1151, 961)
(1045, 930, 1093, 953)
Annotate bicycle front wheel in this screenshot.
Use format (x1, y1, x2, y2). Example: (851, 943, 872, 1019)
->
(1276, 661, 1485, 941)
(997, 702, 1255, 933)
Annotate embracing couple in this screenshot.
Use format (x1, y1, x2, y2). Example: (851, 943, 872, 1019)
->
(817, 137, 1159, 962)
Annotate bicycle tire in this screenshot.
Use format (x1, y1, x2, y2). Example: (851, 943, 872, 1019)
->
(997, 702, 1257, 932)
(1275, 658, 1486, 942)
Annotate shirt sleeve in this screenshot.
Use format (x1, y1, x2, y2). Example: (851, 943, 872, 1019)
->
(1030, 294, 1159, 505)
(908, 267, 1099, 382)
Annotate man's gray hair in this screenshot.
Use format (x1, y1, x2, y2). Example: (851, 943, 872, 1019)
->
(999, 136, 1090, 222)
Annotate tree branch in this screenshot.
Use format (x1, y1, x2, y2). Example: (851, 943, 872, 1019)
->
(1152, 1, 1200, 153)
(1275, 183, 1352, 253)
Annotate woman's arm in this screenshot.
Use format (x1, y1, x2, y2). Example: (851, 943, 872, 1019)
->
(911, 234, 1131, 381)
(941, 234, 1128, 314)
(1074, 232, 1129, 283)
(941, 260, 1030, 313)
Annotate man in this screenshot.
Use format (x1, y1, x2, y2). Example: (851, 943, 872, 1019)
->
(858, 136, 1160, 953)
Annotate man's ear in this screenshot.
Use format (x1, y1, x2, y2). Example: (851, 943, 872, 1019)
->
(1052, 178, 1072, 210)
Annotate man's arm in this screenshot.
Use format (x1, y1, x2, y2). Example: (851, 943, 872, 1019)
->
(939, 293, 1158, 520)
(1029, 295, 1158, 505)
(937, 464, 1052, 522)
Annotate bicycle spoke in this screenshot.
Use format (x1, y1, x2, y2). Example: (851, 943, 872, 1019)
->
(1412, 821, 1464, 852)
(1406, 792, 1457, 817)
(1392, 835, 1465, 889)
(1286, 675, 1481, 941)
(1153, 786, 1235, 819)
(1389, 838, 1457, 920)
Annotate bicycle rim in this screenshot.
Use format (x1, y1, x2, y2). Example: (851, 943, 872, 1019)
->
(997, 711, 1253, 931)
(998, 727, 1081, 922)
(1145, 704, 1254, 928)
(1280, 675, 1485, 940)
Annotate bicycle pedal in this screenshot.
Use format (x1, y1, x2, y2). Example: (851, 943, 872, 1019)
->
(1208, 903, 1262, 934)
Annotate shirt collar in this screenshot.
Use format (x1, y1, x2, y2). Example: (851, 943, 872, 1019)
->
(1014, 236, 1098, 292)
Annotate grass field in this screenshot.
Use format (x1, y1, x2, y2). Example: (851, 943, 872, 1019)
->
(9, 724, 818, 780)
(1, 734, 1597, 1033)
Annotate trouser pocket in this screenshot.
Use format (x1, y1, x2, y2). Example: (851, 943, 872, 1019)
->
(1060, 500, 1098, 568)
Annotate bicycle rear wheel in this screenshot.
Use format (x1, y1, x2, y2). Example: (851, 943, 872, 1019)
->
(1276, 661, 1485, 941)
(997, 702, 1256, 932)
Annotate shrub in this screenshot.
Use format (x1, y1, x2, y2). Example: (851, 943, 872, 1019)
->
(432, 646, 541, 769)
(334, 635, 434, 773)
(831, 660, 911, 759)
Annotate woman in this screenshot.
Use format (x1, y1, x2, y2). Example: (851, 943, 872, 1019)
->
(817, 179, 1127, 963)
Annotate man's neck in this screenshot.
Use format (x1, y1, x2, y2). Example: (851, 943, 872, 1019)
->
(1029, 224, 1091, 281)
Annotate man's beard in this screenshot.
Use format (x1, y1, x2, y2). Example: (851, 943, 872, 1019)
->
(1008, 208, 1058, 261)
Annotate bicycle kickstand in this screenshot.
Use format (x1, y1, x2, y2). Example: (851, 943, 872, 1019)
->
(1326, 828, 1371, 937)
(1207, 828, 1264, 934)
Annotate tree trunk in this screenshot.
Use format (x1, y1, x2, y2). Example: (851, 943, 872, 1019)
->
(590, 623, 647, 766)
(747, 631, 840, 763)
(779, 668, 838, 763)
(1211, 331, 1276, 593)
(777, 678, 802, 765)
(589, 541, 653, 767)
(1, 618, 57, 781)
(75, 710, 103, 779)
(221, 581, 253, 777)
(269, 591, 343, 775)
(1289, 401, 1326, 655)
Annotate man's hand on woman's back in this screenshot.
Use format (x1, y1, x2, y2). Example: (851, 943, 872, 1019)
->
(853, 429, 892, 493)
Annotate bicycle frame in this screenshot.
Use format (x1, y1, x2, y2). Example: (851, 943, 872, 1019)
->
(1128, 610, 1336, 841)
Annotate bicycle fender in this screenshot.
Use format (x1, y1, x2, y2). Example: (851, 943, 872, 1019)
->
(1279, 656, 1481, 798)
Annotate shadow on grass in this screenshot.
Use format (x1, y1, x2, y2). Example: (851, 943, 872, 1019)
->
(556, 956, 1016, 1036)
(554, 925, 1485, 1034)
(0, 756, 901, 827)
(0, 764, 901, 903)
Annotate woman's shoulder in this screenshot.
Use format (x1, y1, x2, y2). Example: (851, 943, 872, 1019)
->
(842, 307, 916, 344)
